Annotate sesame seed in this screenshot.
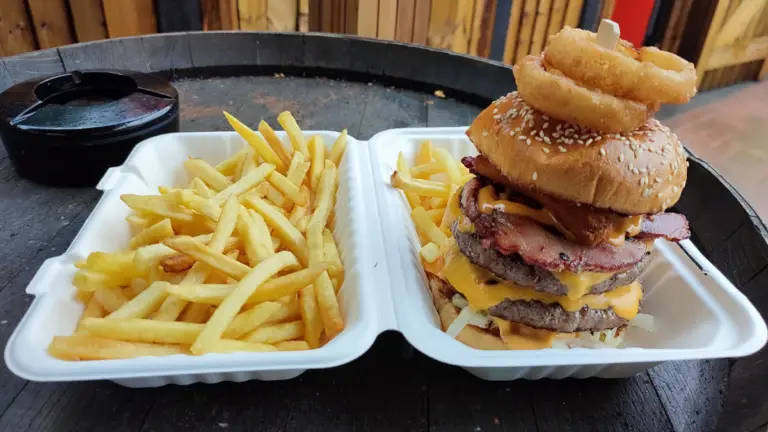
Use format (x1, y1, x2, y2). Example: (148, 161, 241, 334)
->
(657, 193, 663, 198)
(595, 136, 602, 141)
(542, 148, 550, 154)
(518, 135, 526, 141)
(535, 137, 543, 142)
(640, 168, 648, 174)
(493, 114, 501, 120)
(643, 188, 651, 197)
(641, 176, 648, 186)
(532, 172, 538, 180)
(543, 122, 550, 129)
(543, 115, 549, 120)
(599, 148, 606, 156)
(493, 108, 498, 114)
(629, 163, 634, 170)
(633, 168, 640, 175)
(556, 124, 562, 131)
(673, 186, 679, 193)
(578, 139, 585, 145)
(686, 161, 690, 167)
(544, 137, 551, 144)
(559, 146, 567, 153)
(509, 131, 515, 136)
(619, 154, 625, 163)
(654, 177, 662, 183)
(515, 127, 521, 132)
(668, 175, 673, 181)
(552, 133, 560, 138)
(586, 138, 593, 146)
(527, 139, 532, 145)
(482, 130, 488, 136)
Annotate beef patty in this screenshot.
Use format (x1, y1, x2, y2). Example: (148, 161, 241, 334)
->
(453, 227, 651, 296)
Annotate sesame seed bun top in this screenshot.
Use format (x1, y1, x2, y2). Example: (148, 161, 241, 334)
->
(466, 92, 688, 215)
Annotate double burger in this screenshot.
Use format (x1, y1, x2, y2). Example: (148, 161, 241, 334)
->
(427, 25, 695, 350)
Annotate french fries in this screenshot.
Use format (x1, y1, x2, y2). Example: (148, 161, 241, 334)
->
(50, 111, 347, 362)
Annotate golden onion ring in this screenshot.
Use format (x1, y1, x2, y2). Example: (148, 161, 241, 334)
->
(545, 27, 697, 105)
(514, 56, 658, 133)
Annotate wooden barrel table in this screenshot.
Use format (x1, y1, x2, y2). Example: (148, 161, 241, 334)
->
(0, 33, 765, 432)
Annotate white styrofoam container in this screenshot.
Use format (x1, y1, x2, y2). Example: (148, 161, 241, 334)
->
(368, 127, 768, 380)
(5, 127, 767, 386)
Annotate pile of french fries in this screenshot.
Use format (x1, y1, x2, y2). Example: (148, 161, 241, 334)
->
(49, 111, 348, 360)
(390, 141, 473, 266)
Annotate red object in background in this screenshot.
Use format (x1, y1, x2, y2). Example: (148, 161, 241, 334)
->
(610, 0, 655, 46)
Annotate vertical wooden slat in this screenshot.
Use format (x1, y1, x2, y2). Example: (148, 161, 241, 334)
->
(546, 0, 567, 36)
(330, 0, 339, 32)
(669, 0, 694, 53)
(696, 0, 733, 84)
(357, 0, 378, 37)
(563, 0, 584, 28)
(103, 0, 157, 37)
(0, 0, 37, 56)
(660, 0, 684, 51)
(601, 0, 616, 20)
(201, 0, 223, 30)
(346, 0, 359, 34)
(309, 0, 322, 31)
(27, 0, 75, 49)
(428, 0, 455, 49)
(267, 0, 298, 31)
(339, 0, 348, 33)
(239, 0, 268, 30)
(378, 0, 398, 40)
(452, 0, 474, 53)
(299, 0, 310, 31)
(69, 0, 108, 42)
(469, 0, 497, 57)
(396, 0, 416, 42)
(503, 0, 526, 64)
(412, 0, 431, 44)
(322, 0, 334, 31)
(529, 0, 552, 55)
(220, 0, 240, 30)
(702, 0, 739, 91)
(514, 0, 539, 61)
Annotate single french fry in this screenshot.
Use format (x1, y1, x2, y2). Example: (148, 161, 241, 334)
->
(411, 206, 449, 246)
(106, 281, 170, 319)
(126, 213, 159, 235)
(288, 186, 311, 233)
(223, 301, 282, 339)
(237, 208, 274, 265)
(299, 285, 323, 349)
(81, 318, 204, 345)
(215, 163, 275, 201)
(241, 153, 257, 177)
(124, 278, 149, 299)
(308, 135, 326, 190)
(178, 190, 222, 221)
(184, 159, 232, 191)
(420, 242, 441, 263)
(121, 195, 195, 223)
(76, 296, 106, 331)
(205, 339, 278, 354)
(426, 208, 444, 224)
(164, 236, 252, 280)
(191, 251, 299, 354)
(328, 129, 347, 167)
(416, 140, 433, 165)
(48, 334, 186, 361)
(286, 152, 309, 187)
(277, 111, 309, 158)
(268, 171, 307, 206)
(224, 112, 287, 172)
(244, 196, 309, 267)
(322, 229, 344, 276)
(276, 340, 311, 351)
(93, 286, 129, 313)
(440, 184, 462, 231)
(179, 303, 211, 324)
(390, 172, 450, 198)
(314, 271, 344, 337)
(84, 251, 136, 275)
(258, 120, 293, 168)
(396, 153, 421, 209)
(430, 197, 447, 208)
(307, 160, 337, 230)
(166, 265, 327, 306)
(215, 148, 249, 176)
(331, 276, 341, 293)
(411, 161, 443, 179)
(307, 224, 324, 267)
(243, 321, 304, 344)
(433, 148, 461, 185)
(128, 218, 175, 249)
(264, 184, 290, 210)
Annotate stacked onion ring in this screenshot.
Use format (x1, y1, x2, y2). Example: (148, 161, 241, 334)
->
(513, 27, 697, 133)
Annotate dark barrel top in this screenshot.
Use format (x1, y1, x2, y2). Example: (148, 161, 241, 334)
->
(0, 32, 766, 432)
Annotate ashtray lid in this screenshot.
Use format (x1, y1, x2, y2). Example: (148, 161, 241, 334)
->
(0, 69, 178, 138)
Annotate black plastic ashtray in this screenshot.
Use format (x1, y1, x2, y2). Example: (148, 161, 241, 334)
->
(0, 70, 179, 187)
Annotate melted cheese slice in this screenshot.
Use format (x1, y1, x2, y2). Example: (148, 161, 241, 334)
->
(441, 244, 642, 321)
(551, 271, 614, 300)
(493, 318, 557, 350)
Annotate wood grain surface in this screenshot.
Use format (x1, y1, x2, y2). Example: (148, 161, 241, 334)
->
(0, 32, 765, 432)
